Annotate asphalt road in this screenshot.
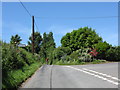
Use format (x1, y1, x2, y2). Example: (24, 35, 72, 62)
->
(21, 62, 119, 88)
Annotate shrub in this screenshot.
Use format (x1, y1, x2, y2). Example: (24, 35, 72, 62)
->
(2, 41, 42, 89)
(50, 47, 71, 63)
(69, 47, 92, 62)
(106, 46, 120, 61)
(2, 42, 39, 76)
(94, 41, 111, 60)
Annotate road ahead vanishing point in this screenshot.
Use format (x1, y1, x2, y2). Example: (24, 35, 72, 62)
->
(21, 62, 119, 88)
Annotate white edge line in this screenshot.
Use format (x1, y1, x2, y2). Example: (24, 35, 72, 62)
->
(63, 66, 118, 86)
(82, 68, 120, 81)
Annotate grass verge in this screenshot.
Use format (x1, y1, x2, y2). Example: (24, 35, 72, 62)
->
(2, 61, 42, 89)
(54, 59, 108, 65)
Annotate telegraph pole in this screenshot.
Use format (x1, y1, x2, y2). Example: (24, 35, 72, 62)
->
(32, 16, 34, 55)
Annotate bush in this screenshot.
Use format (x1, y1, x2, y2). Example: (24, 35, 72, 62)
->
(2, 43, 36, 72)
(2, 62, 41, 89)
(94, 41, 111, 60)
(2, 41, 42, 89)
(69, 47, 92, 62)
(106, 46, 120, 61)
(50, 47, 71, 63)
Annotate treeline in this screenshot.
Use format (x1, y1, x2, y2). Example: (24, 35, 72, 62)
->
(46, 27, 119, 64)
(8, 26, 120, 64)
(26, 32, 56, 64)
(24, 27, 119, 64)
(60, 27, 120, 62)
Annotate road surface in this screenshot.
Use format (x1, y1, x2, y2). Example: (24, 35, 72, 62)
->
(21, 62, 119, 88)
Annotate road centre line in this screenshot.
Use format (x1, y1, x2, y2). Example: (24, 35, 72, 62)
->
(63, 66, 118, 85)
(82, 68, 120, 81)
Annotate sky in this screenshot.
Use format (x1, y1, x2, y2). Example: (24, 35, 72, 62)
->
(2, 2, 118, 47)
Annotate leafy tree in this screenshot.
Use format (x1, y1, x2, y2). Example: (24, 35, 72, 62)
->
(106, 46, 120, 61)
(39, 33, 47, 59)
(40, 32, 56, 62)
(10, 34, 22, 46)
(53, 47, 65, 61)
(28, 32, 42, 54)
(61, 27, 103, 51)
(52, 46, 71, 61)
(94, 41, 111, 59)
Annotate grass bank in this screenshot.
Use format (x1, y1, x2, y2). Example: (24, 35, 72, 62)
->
(54, 59, 108, 65)
(2, 61, 42, 89)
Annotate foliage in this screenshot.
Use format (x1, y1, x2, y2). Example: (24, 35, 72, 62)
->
(2, 43, 35, 72)
(2, 41, 41, 89)
(105, 46, 120, 61)
(61, 27, 103, 51)
(94, 41, 111, 59)
(51, 47, 93, 64)
(50, 47, 71, 62)
(91, 59, 106, 64)
(89, 49, 98, 58)
(39, 32, 56, 61)
(2, 62, 41, 89)
(28, 32, 42, 54)
(69, 47, 92, 62)
(10, 34, 22, 46)
(55, 59, 107, 65)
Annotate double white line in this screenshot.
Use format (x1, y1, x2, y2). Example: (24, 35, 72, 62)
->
(63, 66, 119, 85)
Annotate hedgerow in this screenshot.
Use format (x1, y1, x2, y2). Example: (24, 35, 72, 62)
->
(2, 41, 41, 89)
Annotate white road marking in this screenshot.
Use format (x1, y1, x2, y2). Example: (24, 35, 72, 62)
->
(82, 68, 120, 81)
(63, 66, 118, 85)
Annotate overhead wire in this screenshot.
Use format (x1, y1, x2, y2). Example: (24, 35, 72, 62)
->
(18, 0, 118, 32)
(34, 17, 40, 32)
(35, 16, 118, 20)
(18, 0, 32, 17)
(18, 0, 40, 31)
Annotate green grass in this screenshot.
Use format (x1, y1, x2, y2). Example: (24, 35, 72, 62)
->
(54, 59, 107, 65)
(2, 61, 42, 89)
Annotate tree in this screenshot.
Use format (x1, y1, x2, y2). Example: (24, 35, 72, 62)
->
(61, 27, 103, 51)
(52, 46, 71, 60)
(28, 32, 42, 54)
(39, 32, 56, 64)
(39, 33, 47, 59)
(94, 41, 111, 59)
(106, 46, 120, 61)
(10, 34, 22, 46)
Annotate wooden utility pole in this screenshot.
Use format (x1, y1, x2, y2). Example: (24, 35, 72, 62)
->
(32, 16, 34, 55)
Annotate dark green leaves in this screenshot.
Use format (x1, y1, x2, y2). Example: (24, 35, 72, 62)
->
(61, 27, 103, 51)
(28, 32, 42, 54)
(10, 34, 22, 46)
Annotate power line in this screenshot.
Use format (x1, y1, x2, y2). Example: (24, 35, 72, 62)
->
(18, 0, 32, 17)
(34, 17, 40, 31)
(18, 0, 40, 31)
(18, 0, 118, 32)
(35, 16, 118, 20)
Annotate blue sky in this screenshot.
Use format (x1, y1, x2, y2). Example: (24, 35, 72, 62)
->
(2, 2, 118, 47)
